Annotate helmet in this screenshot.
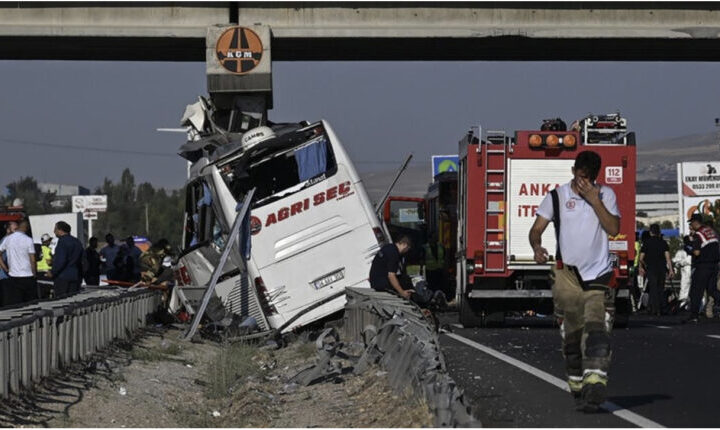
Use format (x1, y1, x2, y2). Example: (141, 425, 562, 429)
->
(240, 126, 275, 151)
(153, 238, 173, 256)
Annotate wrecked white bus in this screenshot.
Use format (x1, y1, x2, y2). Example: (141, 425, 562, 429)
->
(173, 120, 387, 333)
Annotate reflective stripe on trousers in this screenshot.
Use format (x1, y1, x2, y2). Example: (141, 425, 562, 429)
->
(553, 265, 614, 389)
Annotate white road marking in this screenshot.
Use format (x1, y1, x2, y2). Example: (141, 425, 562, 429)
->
(451, 323, 464, 329)
(653, 325, 672, 329)
(445, 332, 664, 428)
(707, 335, 720, 340)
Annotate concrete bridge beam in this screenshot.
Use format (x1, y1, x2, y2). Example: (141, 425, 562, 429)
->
(0, 3, 719, 61)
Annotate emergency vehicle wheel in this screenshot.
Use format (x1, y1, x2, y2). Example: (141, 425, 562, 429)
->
(483, 311, 506, 327)
(459, 295, 484, 328)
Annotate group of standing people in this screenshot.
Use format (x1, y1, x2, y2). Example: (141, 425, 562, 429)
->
(71, 233, 147, 286)
(82, 234, 173, 290)
(0, 220, 166, 308)
(96, 233, 142, 283)
(0, 220, 84, 306)
(634, 215, 720, 323)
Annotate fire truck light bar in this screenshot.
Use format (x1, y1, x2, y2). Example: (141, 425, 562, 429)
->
(528, 133, 576, 149)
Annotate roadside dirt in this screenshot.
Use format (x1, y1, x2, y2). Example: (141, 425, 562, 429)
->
(0, 325, 433, 428)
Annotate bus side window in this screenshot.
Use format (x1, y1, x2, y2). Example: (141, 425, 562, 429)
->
(184, 180, 218, 249)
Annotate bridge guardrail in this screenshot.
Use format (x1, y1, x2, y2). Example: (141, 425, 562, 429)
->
(0, 288, 162, 399)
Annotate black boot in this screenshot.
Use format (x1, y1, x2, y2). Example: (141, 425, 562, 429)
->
(682, 313, 700, 324)
(430, 290, 448, 310)
(579, 383, 606, 413)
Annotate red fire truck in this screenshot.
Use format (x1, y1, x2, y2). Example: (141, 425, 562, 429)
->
(456, 114, 635, 327)
(0, 204, 29, 241)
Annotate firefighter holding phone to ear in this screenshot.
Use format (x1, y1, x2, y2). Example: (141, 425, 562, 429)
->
(529, 150, 620, 413)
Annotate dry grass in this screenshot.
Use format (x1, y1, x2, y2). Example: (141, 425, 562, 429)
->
(295, 340, 317, 360)
(130, 338, 187, 364)
(204, 342, 262, 399)
(41, 329, 434, 428)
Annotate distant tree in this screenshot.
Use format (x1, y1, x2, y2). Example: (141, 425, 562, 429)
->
(118, 169, 136, 204)
(2, 177, 61, 215)
(94, 169, 183, 248)
(660, 220, 674, 230)
(136, 182, 155, 203)
(1, 172, 183, 249)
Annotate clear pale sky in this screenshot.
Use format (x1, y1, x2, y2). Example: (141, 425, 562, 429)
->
(0, 60, 718, 191)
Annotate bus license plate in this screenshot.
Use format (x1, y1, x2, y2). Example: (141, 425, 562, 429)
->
(312, 269, 345, 290)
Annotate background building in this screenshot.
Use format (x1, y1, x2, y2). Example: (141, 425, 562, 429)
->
(38, 182, 89, 209)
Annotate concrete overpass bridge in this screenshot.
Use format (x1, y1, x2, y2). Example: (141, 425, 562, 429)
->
(2, 2, 720, 61)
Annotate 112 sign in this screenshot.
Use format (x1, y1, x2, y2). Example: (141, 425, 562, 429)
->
(605, 166, 623, 184)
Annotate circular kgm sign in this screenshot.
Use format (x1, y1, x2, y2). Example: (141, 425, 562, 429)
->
(215, 26, 263, 74)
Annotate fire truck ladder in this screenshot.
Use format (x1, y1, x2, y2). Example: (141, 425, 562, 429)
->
(484, 130, 508, 273)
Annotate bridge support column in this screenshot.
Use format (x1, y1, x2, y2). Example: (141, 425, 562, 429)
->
(205, 24, 273, 131)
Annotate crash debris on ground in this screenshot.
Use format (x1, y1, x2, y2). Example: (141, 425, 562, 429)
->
(0, 324, 433, 428)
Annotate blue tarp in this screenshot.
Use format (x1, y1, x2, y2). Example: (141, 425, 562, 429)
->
(662, 228, 680, 238)
(189, 214, 199, 247)
(197, 183, 212, 208)
(637, 228, 680, 238)
(295, 139, 327, 182)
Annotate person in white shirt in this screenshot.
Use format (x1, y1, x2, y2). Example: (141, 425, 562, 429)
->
(529, 150, 620, 413)
(672, 235, 693, 309)
(0, 221, 18, 307)
(0, 220, 37, 306)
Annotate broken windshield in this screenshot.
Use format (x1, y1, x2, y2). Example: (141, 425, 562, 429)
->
(219, 125, 338, 208)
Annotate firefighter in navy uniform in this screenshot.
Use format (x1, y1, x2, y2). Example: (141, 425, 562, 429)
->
(529, 151, 620, 413)
(685, 214, 720, 323)
(369, 236, 414, 299)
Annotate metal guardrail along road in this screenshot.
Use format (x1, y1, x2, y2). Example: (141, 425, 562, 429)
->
(0, 287, 162, 399)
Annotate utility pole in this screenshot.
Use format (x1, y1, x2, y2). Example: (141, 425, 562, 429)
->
(716, 118, 720, 152)
(145, 204, 149, 236)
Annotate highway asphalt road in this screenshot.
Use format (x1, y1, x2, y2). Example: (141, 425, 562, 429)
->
(438, 312, 720, 428)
